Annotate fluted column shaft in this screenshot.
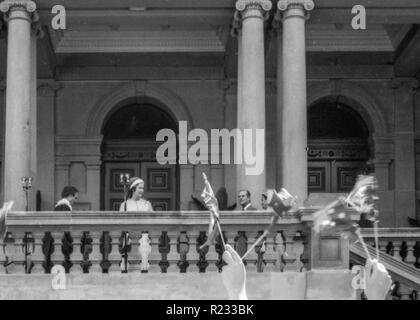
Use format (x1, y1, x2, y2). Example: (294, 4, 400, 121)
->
(278, 0, 314, 207)
(235, 0, 271, 205)
(1, 0, 38, 210)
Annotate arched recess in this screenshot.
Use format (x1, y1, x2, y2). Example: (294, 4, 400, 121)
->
(86, 81, 194, 136)
(307, 81, 389, 137)
(306, 81, 386, 193)
(89, 82, 191, 211)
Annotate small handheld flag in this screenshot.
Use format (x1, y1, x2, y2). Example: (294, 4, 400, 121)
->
(199, 173, 225, 250)
(241, 188, 296, 260)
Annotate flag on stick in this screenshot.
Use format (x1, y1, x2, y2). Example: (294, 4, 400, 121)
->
(313, 197, 356, 235)
(346, 175, 379, 221)
(199, 173, 225, 250)
(241, 188, 296, 260)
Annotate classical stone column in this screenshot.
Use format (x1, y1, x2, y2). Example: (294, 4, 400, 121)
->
(0, 0, 38, 210)
(273, 13, 283, 188)
(234, 0, 271, 206)
(277, 0, 314, 207)
(389, 78, 418, 227)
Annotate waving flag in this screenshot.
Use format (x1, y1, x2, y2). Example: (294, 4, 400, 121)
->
(199, 173, 222, 250)
(241, 188, 296, 260)
(346, 175, 379, 221)
(313, 197, 356, 234)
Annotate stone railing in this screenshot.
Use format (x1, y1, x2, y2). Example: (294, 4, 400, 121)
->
(0, 210, 310, 275)
(351, 228, 420, 300)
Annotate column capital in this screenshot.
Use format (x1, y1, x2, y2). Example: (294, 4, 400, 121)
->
(389, 78, 419, 90)
(1, 0, 38, 24)
(235, 0, 272, 12)
(0, 0, 36, 14)
(277, 0, 314, 12)
(235, 0, 272, 21)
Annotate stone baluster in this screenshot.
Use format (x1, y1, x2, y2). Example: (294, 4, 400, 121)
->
(108, 231, 123, 273)
(41, 232, 55, 273)
(413, 241, 420, 268)
(283, 231, 298, 271)
(166, 231, 179, 273)
(22, 232, 35, 273)
(118, 231, 132, 273)
(300, 231, 310, 271)
(99, 231, 112, 273)
(215, 231, 228, 272)
(50, 232, 65, 272)
(0, 238, 5, 274)
(406, 240, 416, 266)
(396, 283, 414, 300)
(80, 231, 93, 273)
(187, 231, 199, 273)
(177, 231, 190, 273)
(158, 231, 171, 273)
(234, 231, 248, 267)
(61, 231, 74, 273)
(127, 232, 139, 273)
(195, 231, 209, 273)
(27, 232, 43, 274)
(205, 239, 219, 272)
(89, 231, 103, 273)
(138, 231, 151, 273)
(385, 241, 394, 256)
(70, 232, 84, 274)
(246, 231, 259, 272)
(11, 231, 27, 273)
(3, 232, 18, 273)
(398, 241, 408, 262)
(148, 230, 162, 273)
(254, 230, 266, 273)
(273, 231, 286, 271)
(263, 233, 277, 272)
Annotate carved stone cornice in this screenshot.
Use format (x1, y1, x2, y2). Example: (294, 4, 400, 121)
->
(277, 0, 314, 20)
(0, 0, 37, 23)
(235, 0, 272, 22)
(389, 78, 419, 90)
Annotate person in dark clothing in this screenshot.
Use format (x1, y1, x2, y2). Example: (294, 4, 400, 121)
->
(238, 189, 257, 211)
(54, 186, 79, 211)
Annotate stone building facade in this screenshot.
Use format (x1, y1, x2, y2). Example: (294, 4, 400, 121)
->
(0, 0, 419, 227)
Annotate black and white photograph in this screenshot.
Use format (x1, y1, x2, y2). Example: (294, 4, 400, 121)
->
(0, 0, 419, 305)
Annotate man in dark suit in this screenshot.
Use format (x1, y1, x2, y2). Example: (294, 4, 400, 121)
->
(54, 186, 79, 211)
(238, 189, 257, 211)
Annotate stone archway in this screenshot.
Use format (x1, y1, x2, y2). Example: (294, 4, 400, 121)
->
(86, 81, 194, 136)
(307, 98, 371, 193)
(86, 82, 192, 211)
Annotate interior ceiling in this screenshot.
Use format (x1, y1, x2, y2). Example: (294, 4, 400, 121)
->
(1, 1, 420, 80)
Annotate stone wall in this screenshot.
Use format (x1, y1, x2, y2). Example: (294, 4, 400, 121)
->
(0, 271, 355, 300)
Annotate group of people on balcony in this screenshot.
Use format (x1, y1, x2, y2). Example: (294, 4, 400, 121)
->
(54, 177, 268, 213)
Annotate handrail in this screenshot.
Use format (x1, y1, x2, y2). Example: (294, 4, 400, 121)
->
(350, 242, 420, 291)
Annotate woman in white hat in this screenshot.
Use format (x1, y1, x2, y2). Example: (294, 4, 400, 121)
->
(120, 177, 153, 212)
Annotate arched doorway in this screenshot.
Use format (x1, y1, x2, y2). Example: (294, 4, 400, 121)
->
(307, 98, 371, 193)
(101, 102, 179, 210)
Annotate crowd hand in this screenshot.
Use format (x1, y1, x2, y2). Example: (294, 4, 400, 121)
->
(364, 259, 393, 300)
(221, 244, 248, 300)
